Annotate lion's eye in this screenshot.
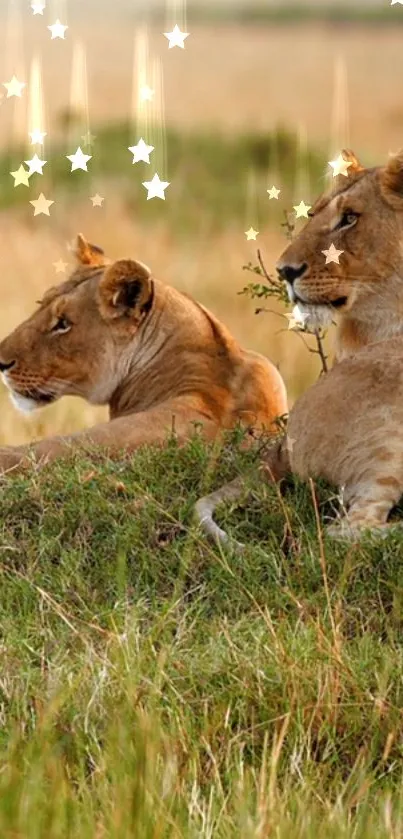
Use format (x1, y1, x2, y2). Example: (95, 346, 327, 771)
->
(340, 210, 359, 227)
(51, 316, 71, 334)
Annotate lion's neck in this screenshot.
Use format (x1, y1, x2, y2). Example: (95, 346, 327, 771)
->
(334, 273, 403, 362)
(107, 283, 237, 419)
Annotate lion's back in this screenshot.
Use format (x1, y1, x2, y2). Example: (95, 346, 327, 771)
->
(288, 338, 403, 486)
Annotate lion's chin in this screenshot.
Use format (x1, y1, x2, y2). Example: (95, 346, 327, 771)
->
(293, 303, 334, 331)
(8, 390, 56, 415)
(9, 391, 41, 415)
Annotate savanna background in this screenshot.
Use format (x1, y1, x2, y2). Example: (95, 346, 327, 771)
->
(2, 2, 403, 837)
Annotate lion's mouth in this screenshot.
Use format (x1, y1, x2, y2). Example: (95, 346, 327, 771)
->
(25, 390, 56, 408)
(331, 296, 348, 309)
(7, 387, 57, 414)
(294, 294, 348, 310)
(17, 388, 56, 405)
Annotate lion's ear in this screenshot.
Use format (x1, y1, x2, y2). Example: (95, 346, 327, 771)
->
(340, 149, 365, 174)
(98, 259, 153, 321)
(328, 149, 365, 194)
(75, 233, 106, 266)
(381, 150, 403, 207)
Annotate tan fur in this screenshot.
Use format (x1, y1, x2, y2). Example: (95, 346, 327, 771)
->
(279, 148, 403, 538)
(0, 236, 287, 474)
(196, 149, 403, 543)
(277, 148, 403, 361)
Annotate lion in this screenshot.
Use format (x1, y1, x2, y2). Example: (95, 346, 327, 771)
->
(195, 148, 403, 543)
(0, 234, 287, 474)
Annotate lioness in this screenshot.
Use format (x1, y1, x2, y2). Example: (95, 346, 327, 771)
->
(0, 235, 287, 473)
(196, 148, 403, 543)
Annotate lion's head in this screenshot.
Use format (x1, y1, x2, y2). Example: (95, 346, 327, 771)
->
(276, 149, 403, 346)
(0, 235, 154, 413)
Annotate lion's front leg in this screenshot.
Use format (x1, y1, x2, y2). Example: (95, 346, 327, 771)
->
(0, 438, 72, 475)
(0, 398, 220, 475)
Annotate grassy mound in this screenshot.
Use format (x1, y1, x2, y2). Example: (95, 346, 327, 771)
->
(1, 431, 403, 836)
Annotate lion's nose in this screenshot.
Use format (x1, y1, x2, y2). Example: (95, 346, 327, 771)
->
(0, 359, 16, 373)
(277, 263, 308, 285)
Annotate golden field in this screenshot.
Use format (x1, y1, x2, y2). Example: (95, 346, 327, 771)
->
(0, 18, 402, 445)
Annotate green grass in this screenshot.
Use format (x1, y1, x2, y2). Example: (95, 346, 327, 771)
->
(193, 4, 403, 26)
(3, 124, 326, 234)
(1, 428, 403, 837)
(147, 3, 403, 26)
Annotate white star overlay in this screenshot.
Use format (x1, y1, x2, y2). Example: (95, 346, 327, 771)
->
(82, 131, 96, 146)
(164, 24, 189, 49)
(267, 185, 281, 200)
(293, 201, 311, 219)
(10, 165, 30, 187)
(31, 2, 45, 13)
(328, 154, 352, 178)
(3, 76, 25, 98)
(53, 259, 68, 274)
(90, 194, 104, 207)
(139, 86, 154, 101)
(48, 20, 68, 39)
(286, 309, 309, 330)
(322, 243, 344, 264)
(66, 147, 92, 172)
(128, 138, 154, 164)
(25, 154, 47, 175)
(30, 193, 54, 216)
(245, 227, 259, 241)
(142, 173, 170, 200)
(29, 129, 47, 144)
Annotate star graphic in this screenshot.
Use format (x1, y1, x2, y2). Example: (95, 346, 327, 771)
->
(267, 185, 281, 200)
(245, 227, 259, 241)
(286, 312, 307, 330)
(322, 243, 344, 264)
(142, 173, 170, 200)
(30, 193, 54, 216)
(81, 131, 96, 146)
(139, 85, 154, 101)
(25, 154, 47, 175)
(90, 193, 104, 207)
(164, 24, 189, 49)
(10, 165, 30, 187)
(391, 1, 403, 5)
(3, 76, 25, 98)
(328, 154, 352, 178)
(53, 259, 68, 274)
(289, 305, 309, 329)
(128, 138, 154, 164)
(285, 314, 298, 330)
(29, 129, 47, 144)
(293, 201, 312, 219)
(48, 20, 68, 39)
(66, 147, 92, 172)
(31, 2, 45, 13)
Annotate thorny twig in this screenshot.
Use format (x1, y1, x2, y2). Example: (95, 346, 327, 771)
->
(281, 209, 296, 242)
(240, 212, 329, 376)
(282, 327, 328, 373)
